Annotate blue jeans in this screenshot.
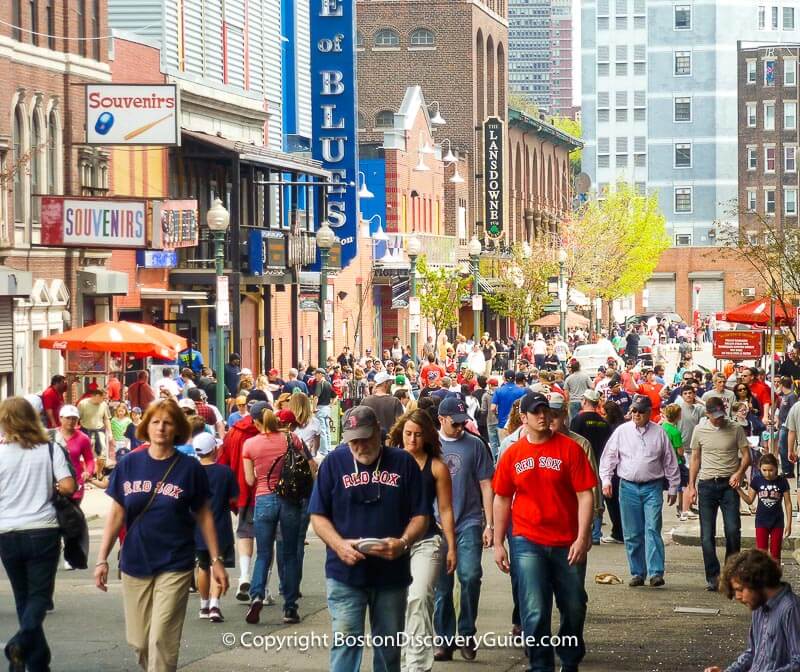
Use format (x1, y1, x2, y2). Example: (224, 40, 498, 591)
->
(591, 513, 602, 544)
(698, 478, 741, 582)
(488, 425, 500, 461)
(277, 498, 311, 594)
(316, 405, 331, 457)
(568, 401, 581, 424)
(618, 479, 665, 578)
(326, 578, 407, 672)
(0, 528, 61, 672)
(250, 493, 302, 611)
(779, 427, 795, 477)
(434, 524, 483, 641)
(509, 536, 587, 672)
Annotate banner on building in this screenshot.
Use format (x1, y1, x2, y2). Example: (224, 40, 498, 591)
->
(39, 197, 146, 248)
(310, 0, 360, 268)
(85, 84, 180, 145)
(216, 276, 230, 327)
(712, 331, 763, 360)
(151, 200, 199, 249)
(483, 116, 504, 239)
(248, 230, 288, 276)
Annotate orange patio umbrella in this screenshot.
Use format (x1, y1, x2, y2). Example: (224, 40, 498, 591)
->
(39, 321, 187, 360)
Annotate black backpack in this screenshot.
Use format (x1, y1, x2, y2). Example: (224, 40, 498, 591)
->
(267, 434, 315, 503)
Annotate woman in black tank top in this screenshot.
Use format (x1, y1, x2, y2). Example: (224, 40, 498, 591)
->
(387, 409, 456, 671)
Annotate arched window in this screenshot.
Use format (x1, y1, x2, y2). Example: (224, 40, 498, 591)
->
(357, 111, 366, 132)
(356, 31, 365, 49)
(410, 28, 435, 47)
(374, 28, 400, 48)
(30, 108, 43, 201)
(47, 109, 59, 194)
(12, 104, 25, 222)
(375, 110, 394, 128)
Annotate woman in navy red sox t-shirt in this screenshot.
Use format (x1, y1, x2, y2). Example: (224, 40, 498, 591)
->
(93, 399, 229, 672)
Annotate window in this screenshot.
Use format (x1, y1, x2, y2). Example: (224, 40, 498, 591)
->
(675, 234, 692, 246)
(30, 0, 39, 46)
(747, 59, 757, 83)
(674, 187, 692, 213)
(786, 145, 796, 172)
(765, 188, 776, 214)
(786, 188, 797, 215)
(765, 59, 776, 85)
(12, 0, 21, 41)
(598, 17, 609, 30)
(634, 153, 646, 167)
(674, 5, 691, 29)
(78, 148, 109, 196)
(410, 28, 435, 47)
(374, 28, 400, 48)
(765, 145, 776, 172)
(746, 102, 756, 127)
(784, 7, 795, 29)
(356, 31, 365, 49)
(616, 62, 627, 76)
(786, 59, 797, 86)
(758, 5, 765, 29)
(357, 111, 366, 131)
(598, 137, 609, 154)
(598, 155, 610, 168)
(598, 109, 610, 122)
(634, 16, 645, 29)
(747, 189, 757, 212)
(616, 16, 627, 29)
(764, 101, 775, 129)
(47, 110, 59, 193)
(634, 108, 646, 121)
(634, 62, 646, 76)
(616, 154, 629, 167)
(30, 110, 42, 207)
(375, 110, 394, 128)
(674, 50, 691, 75)
(772, 5, 779, 29)
(674, 96, 691, 121)
(12, 105, 24, 221)
(635, 182, 647, 195)
(747, 146, 757, 170)
(785, 101, 797, 129)
(616, 108, 628, 121)
(45, 0, 54, 49)
(92, 0, 99, 59)
(598, 63, 609, 77)
(675, 142, 692, 168)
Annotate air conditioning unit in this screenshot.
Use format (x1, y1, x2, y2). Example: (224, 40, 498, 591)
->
(741, 287, 756, 299)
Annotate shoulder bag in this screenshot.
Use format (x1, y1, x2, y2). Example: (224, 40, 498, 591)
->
(49, 441, 90, 569)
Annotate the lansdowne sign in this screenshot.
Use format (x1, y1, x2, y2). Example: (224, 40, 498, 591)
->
(484, 116, 504, 239)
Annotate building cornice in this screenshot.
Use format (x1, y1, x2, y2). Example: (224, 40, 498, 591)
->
(0, 36, 111, 81)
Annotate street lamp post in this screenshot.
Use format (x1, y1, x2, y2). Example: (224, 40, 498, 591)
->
(206, 198, 230, 413)
(316, 223, 336, 367)
(468, 236, 482, 342)
(558, 247, 568, 338)
(407, 236, 422, 364)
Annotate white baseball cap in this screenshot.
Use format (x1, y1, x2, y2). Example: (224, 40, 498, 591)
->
(373, 371, 394, 386)
(240, 368, 253, 376)
(178, 398, 196, 411)
(59, 404, 80, 418)
(192, 432, 221, 456)
(24, 394, 43, 414)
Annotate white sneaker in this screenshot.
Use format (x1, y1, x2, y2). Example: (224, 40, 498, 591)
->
(600, 536, 623, 544)
(679, 512, 689, 522)
(265, 591, 276, 606)
(63, 559, 73, 570)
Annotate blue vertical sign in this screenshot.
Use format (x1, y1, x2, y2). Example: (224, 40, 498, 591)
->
(310, 0, 360, 269)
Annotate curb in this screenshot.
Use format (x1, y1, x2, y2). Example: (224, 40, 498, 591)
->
(672, 530, 799, 551)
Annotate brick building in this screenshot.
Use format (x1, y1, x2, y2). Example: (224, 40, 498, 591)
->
(1, 0, 127, 396)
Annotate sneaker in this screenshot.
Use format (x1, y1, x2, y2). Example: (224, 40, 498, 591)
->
(245, 599, 263, 625)
(628, 575, 645, 587)
(706, 578, 719, 592)
(199, 607, 210, 619)
(209, 606, 224, 623)
(265, 592, 276, 607)
(601, 536, 623, 544)
(64, 559, 73, 570)
(685, 512, 699, 519)
(433, 647, 453, 662)
(236, 580, 251, 602)
(283, 607, 300, 624)
(679, 512, 689, 522)
(460, 636, 478, 661)
(649, 575, 665, 588)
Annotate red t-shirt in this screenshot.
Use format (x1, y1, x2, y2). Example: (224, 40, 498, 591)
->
(749, 380, 772, 411)
(493, 432, 597, 547)
(420, 364, 445, 382)
(41, 386, 63, 428)
(637, 382, 664, 423)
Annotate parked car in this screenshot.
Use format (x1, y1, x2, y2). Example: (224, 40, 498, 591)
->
(618, 335, 654, 367)
(625, 312, 684, 327)
(573, 343, 625, 377)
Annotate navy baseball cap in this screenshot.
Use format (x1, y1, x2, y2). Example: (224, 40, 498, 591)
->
(520, 392, 550, 414)
(504, 369, 515, 381)
(438, 396, 469, 423)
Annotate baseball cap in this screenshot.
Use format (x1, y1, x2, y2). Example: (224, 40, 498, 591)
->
(240, 368, 253, 376)
(24, 394, 43, 414)
(268, 368, 279, 377)
(504, 369, 515, 381)
(187, 387, 203, 402)
(246, 389, 268, 404)
(520, 392, 550, 414)
(178, 398, 196, 411)
(438, 396, 469, 423)
(583, 389, 601, 403)
(488, 377, 500, 387)
(249, 401, 270, 422)
(705, 397, 726, 419)
(395, 374, 406, 385)
(342, 406, 380, 442)
(630, 395, 653, 413)
(276, 408, 297, 425)
(515, 371, 528, 383)
(131, 407, 142, 415)
(374, 371, 394, 386)
(548, 392, 565, 409)
(314, 367, 327, 375)
(193, 433, 221, 456)
(59, 404, 80, 418)
(608, 374, 622, 388)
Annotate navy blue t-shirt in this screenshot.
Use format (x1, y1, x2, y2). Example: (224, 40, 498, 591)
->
(108, 450, 209, 578)
(195, 463, 238, 552)
(308, 444, 427, 588)
(751, 474, 790, 529)
(283, 380, 309, 395)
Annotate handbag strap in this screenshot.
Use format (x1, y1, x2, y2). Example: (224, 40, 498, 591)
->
(266, 432, 294, 484)
(127, 453, 180, 531)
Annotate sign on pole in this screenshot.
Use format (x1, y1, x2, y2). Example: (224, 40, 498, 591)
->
(216, 276, 230, 327)
(409, 296, 420, 316)
(410, 315, 421, 334)
(712, 331, 762, 360)
(85, 84, 179, 145)
(472, 294, 483, 312)
(483, 116, 504, 239)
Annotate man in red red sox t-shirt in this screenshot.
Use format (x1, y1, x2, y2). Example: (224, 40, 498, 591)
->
(492, 391, 596, 672)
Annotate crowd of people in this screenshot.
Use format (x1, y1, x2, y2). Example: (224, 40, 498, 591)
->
(1, 320, 799, 672)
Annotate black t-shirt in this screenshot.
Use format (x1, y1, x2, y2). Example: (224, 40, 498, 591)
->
(195, 463, 239, 552)
(779, 359, 800, 380)
(315, 380, 334, 406)
(751, 474, 790, 529)
(570, 411, 612, 463)
(308, 445, 427, 588)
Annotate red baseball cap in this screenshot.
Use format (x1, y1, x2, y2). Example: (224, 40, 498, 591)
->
(268, 368, 279, 376)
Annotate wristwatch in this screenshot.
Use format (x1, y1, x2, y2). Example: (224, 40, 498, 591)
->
(212, 556, 225, 565)
(400, 536, 410, 553)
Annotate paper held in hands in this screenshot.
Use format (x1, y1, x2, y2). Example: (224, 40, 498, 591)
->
(355, 538, 384, 553)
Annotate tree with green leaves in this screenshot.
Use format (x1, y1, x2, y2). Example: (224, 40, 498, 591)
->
(551, 115, 582, 175)
(562, 182, 670, 329)
(415, 256, 472, 345)
(483, 242, 557, 340)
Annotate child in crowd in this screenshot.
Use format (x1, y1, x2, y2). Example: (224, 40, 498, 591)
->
(661, 404, 689, 520)
(193, 433, 238, 623)
(110, 404, 132, 460)
(736, 453, 792, 561)
(123, 407, 143, 450)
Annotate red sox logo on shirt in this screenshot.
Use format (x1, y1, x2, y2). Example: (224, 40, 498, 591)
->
(122, 479, 183, 499)
(347, 415, 359, 429)
(342, 470, 401, 488)
(514, 455, 563, 475)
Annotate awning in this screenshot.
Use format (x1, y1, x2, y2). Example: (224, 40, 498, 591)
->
(182, 130, 331, 178)
(139, 288, 208, 301)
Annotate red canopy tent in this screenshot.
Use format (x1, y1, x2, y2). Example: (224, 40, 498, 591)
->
(716, 297, 796, 326)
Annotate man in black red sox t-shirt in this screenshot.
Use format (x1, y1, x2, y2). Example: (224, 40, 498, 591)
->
(492, 392, 596, 672)
(309, 406, 428, 672)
